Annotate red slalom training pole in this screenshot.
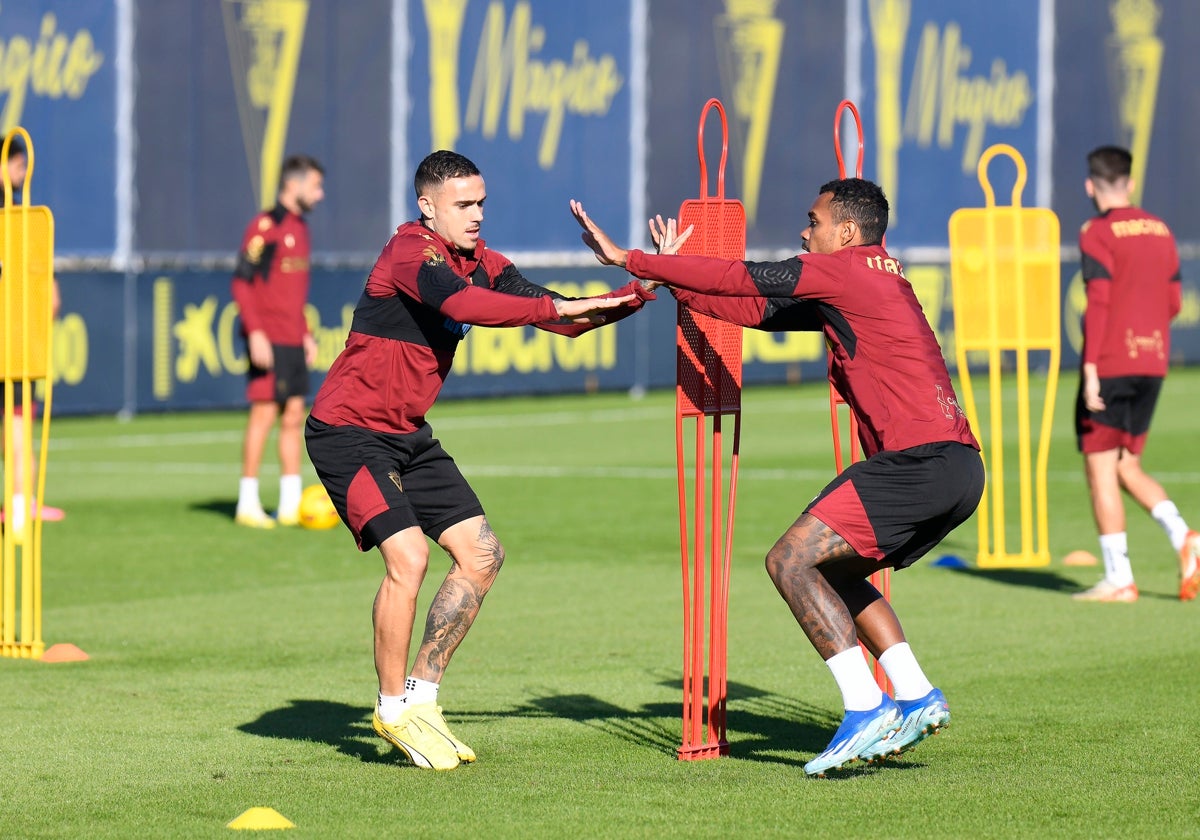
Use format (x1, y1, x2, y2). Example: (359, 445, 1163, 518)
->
(675, 98, 746, 760)
(831, 99, 891, 695)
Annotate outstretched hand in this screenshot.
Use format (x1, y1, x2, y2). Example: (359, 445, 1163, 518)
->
(649, 214, 693, 256)
(554, 294, 637, 324)
(570, 200, 629, 267)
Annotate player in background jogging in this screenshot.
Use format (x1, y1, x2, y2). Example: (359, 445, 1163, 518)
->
(1072, 145, 1200, 603)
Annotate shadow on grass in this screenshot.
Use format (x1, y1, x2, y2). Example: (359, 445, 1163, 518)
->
(238, 699, 392, 765)
(190, 498, 238, 520)
(941, 565, 1081, 593)
(238, 680, 858, 770)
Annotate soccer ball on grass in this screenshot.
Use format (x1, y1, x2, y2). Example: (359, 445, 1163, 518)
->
(298, 484, 340, 530)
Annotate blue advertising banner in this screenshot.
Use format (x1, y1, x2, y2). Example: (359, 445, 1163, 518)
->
(858, 0, 1042, 248)
(1051, 0, 1199, 242)
(134, 0, 392, 256)
(646, 0, 845, 252)
(47, 261, 1200, 417)
(406, 0, 632, 251)
(0, 3, 114, 255)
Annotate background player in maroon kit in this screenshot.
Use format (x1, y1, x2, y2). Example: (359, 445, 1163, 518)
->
(1072, 145, 1200, 603)
(231, 154, 325, 528)
(0, 134, 63, 535)
(305, 150, 647, 770)
(571, 178, 984, 777)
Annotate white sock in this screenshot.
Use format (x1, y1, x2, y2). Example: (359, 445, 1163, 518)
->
(825, 647, 884, 712)
(1151, 500, 1190, 553)
(10, 492, 25, 531)
(404, 676, 439, 706)
(237, 477, 262, 515)
(877, 642, 935, 702)
(377, 692, 407, 724)
(1099, 532, 1134, 588)
(278, 474, 302, 516)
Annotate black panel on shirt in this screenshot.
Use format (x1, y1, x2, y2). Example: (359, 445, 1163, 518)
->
(415, 260, 471, 310)
(234, 240, 278, 282)
(350, 287, 465, 352)
(747, 257, 803, 297)
(1080, 251, 1111, 282)
(817, 301, 856, 359)
(759, 296, 823, 331)
(491, 264, 566, 300)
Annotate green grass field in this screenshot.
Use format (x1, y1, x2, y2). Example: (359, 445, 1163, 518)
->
(3, 368, 1199, 838)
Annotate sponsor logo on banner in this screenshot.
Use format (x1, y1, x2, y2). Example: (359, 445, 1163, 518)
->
(451, 280, 619, 377)
(713, 0, 784, 223)
(222, 0, 308, 210)
(420, 0, 623, 169)
(865, 0, 1034, 225)
(0, 11, 105, 131)
(1105, 0, 1162, 205)
(150, 275, 350, 401)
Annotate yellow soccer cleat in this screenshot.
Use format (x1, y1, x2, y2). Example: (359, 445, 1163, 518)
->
(409, 702, 476, 763)
(372, 707, 461, 770)
(234, 510, 277, 530)
(275, 509, 300, 527)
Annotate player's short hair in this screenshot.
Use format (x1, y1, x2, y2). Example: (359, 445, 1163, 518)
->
(280, 154, 324, 184)
(1087, 146, 1132, 184)
(818, 177, 888, 245)
(414, 150, 481, 200)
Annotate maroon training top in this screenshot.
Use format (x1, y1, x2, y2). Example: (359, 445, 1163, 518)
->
(230, 204, 312, 346)
(626, 245, 979, 458)
(312, 220, 654, 434)
(1079, 206, 1181, 377)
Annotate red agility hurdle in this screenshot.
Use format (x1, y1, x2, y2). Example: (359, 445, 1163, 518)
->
(675, 99, 746, 760)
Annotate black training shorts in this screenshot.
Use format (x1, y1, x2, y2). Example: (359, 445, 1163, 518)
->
(1075, 375, 1162, 455)
(304, 416, 485, 551)
(247, 343, 309, 404)
(806, 440, 985, 569)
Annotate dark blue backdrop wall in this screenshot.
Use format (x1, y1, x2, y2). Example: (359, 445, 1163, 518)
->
(3, 1, 1196, 414)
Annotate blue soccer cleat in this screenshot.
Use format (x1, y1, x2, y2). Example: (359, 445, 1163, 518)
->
(861, 687, 950, 764)
(804, 697, 902, 777)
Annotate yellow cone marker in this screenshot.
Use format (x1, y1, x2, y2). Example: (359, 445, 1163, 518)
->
(227, 807, 295, 830)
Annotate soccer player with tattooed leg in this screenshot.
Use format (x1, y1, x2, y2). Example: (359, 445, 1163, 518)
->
(306, 151, 649, 770)
(571, 178, 983, 776)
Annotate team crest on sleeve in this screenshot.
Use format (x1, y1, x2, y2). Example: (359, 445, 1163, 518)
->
(246, 234, 265, 262)
(423, 245, 445, 266)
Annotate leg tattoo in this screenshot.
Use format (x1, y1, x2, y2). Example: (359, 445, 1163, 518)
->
(765, 515, 861, 659)
(411, 518, 506, 682)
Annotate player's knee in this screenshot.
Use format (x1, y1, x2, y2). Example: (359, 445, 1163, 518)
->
(764, 541, 796, 584)
(465, 538, 505, 584)
(382, 544, 430, 586)
(1116, 456, 1143, 485)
